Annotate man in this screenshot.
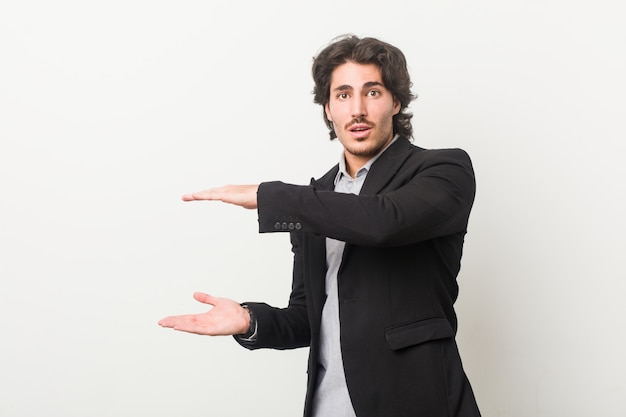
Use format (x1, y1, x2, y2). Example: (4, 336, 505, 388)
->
(159, 35, 481, 417)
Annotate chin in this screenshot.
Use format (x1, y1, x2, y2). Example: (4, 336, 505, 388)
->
(351, 146, 380, 158)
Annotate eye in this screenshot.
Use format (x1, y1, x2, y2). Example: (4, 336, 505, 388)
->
(367, 90, 380, 97)
(337, 93, 349, 100)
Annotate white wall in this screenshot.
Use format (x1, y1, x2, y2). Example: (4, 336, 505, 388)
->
(1, 1, 624, 416)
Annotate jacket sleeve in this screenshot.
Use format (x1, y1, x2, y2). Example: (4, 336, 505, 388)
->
(234, 232, 310, 350)
(256, 148, 476, 247)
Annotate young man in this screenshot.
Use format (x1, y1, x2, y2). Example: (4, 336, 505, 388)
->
(159, 35, 481, 417)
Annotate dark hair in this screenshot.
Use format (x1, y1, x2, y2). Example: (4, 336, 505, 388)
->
(312, 34, 416, 140)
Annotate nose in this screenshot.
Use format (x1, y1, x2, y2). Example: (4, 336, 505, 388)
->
(351, 95, 367, 119)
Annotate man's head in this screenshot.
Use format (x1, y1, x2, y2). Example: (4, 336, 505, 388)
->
(312, 35, 416, 141)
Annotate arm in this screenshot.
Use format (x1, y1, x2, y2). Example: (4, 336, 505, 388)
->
(235, 233, 310, 350)
(179, 150, 474, 246)
(257, 149, 476, 247)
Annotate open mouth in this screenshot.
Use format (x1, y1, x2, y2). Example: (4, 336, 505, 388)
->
(349, 123, 372, 138)
(349, 123, 372, 132)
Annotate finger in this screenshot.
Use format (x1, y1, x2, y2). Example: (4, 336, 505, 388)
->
(158, 314, 191, 328)
(181, 188, 223, 201)
(158, 314, 209, 332)
(193, 292, 218, 306)
(181, 192, 210, 201)
(181, 193, 196, 201)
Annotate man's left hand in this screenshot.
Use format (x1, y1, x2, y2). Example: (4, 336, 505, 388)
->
(181, 184, 259, 209)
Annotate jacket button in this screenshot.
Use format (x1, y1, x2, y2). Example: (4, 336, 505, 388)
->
(281, 222, 288, 230)
(274, 222, 281, 230)
(288, 222, 295, 230)
(295, 222, 302, 230)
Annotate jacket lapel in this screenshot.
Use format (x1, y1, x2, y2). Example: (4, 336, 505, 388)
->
(305, 140, 413, 326)
(305, 167, 337, 331)
(360, 137, 413, 195)
(310, 164, 339, 190)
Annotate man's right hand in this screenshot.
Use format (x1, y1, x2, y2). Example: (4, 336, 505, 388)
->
(158, 292, 250, 336)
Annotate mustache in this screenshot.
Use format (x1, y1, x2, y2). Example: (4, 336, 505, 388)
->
(346, 117, 373, 129)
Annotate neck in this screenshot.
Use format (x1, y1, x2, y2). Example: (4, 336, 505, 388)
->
(344, 154, 367, 179)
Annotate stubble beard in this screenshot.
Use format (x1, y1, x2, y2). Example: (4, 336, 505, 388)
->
(341, 116, 395, 159)
(345, 139, 386, 159)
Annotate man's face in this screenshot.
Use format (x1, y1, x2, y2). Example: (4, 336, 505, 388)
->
(325, 61, 400, 176)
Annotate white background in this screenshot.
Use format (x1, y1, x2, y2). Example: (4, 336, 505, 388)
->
(1, 1, 625, 416)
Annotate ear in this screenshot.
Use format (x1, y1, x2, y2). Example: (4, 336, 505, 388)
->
(392, 98, 401, 116)
(324, 102, 333, 122)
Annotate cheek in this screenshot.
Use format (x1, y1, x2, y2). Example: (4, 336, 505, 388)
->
(388, 104, 401, 120)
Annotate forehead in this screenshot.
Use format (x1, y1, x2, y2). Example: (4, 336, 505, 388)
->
(330, 62, 384, 89)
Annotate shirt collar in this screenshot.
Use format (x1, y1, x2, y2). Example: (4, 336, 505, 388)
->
(334, 134, 399, 185)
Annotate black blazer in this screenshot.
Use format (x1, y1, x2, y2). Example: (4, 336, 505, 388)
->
(238, 138, 481, 417)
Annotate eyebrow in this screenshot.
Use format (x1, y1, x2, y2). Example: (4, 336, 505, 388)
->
(332, 81, 385, 92)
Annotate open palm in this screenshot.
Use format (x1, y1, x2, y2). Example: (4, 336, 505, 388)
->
(158, 292, 250, 336)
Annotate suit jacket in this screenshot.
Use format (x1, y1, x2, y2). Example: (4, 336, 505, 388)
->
(237, 138, 481, 417)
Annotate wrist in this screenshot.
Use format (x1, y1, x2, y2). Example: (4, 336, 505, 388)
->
(239, 305, 255, 336)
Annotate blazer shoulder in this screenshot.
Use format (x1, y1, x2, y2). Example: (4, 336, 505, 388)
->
(408, 144, 471, 160)
(392, 137, 471, 159)
(403, 144, 473, 171)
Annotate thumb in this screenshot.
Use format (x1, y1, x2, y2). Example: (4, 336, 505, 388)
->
(193, 292, 218, 306)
